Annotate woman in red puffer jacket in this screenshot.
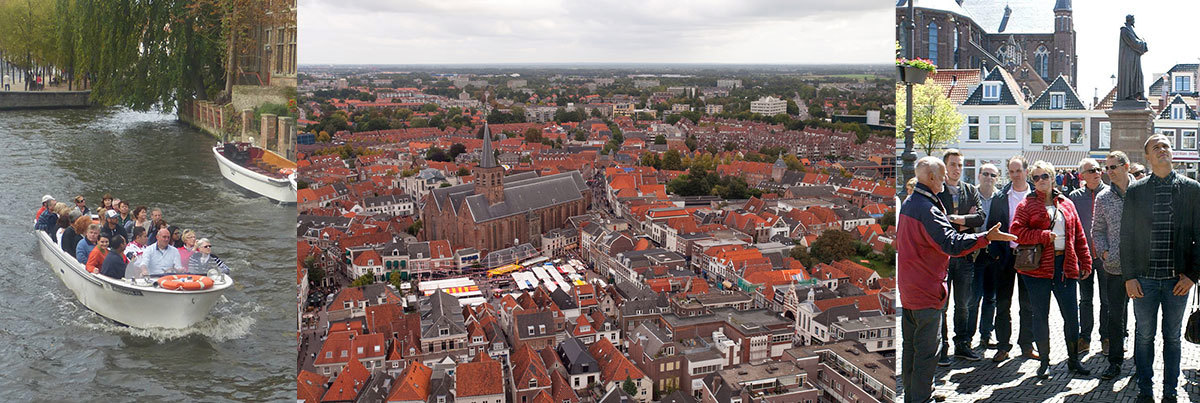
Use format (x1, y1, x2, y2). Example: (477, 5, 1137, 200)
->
(1010, 160, 1093, 380)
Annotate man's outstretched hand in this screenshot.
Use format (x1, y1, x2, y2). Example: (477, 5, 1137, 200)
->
(985, 222, 1017, 242)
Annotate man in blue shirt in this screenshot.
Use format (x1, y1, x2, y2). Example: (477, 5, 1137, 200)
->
(139, 228, 183, 276)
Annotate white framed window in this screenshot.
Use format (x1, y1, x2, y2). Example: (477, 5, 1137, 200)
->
(1070, 121, 1083, 144)
(1185, 130, 1197, 150)
(1031, 121, 1044, 144)
(967, 116, 979, 140)
(1099, 121, 1112, 149)
(983, 82, 1000, 101)
(988, 116, 1001, 141)
(1050, 92, 1065, 109)
(1176, 74, 1193, 93)
(1005, 116, 1017, 141)
(1173, 104, 1187, 120)
(1050, 121, 1064, 144)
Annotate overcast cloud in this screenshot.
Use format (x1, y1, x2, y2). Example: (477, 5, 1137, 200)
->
(299, 0, 892, 65)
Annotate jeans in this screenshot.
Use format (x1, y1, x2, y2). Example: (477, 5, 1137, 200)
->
(903, 307, 943, 403)
(971, 256, 998, 342)
(942, 257, 976, 349)
(1022, 255, 1080, 350)
(1078, 259, 1103, 342)
(993, 253, 1035, 352)
(1131, 277, 1190, 397)
(1100, 270, 1129, 366)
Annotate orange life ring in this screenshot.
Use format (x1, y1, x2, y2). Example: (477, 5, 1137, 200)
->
(159, 274, 215, 291)
(279, 168, 295, 175)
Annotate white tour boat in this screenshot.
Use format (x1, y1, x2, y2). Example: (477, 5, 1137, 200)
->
(36, 230, 234, 329)
(213, 142, 297, 203)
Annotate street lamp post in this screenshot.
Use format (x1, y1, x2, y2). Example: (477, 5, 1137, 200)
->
(900, 0, 917, 199)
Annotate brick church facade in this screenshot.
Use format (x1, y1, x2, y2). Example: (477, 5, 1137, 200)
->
(421, 123, 591, 255)
(897, 0, 1076, 100)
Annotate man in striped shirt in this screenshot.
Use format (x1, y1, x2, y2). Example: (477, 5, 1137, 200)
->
(1119, 134, 1200, 403)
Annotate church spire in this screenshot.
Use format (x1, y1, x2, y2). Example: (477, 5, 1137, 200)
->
(480, 121, 497, 168)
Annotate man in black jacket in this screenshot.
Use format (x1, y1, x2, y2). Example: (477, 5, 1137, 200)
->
(935, 149, 986, 363)
(984, 155, 1039, 363)
(1119, 134, 1200, 403)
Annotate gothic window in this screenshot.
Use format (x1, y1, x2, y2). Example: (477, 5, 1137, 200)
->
(927, 22, 939, 67)
(953, 27, 960, 68)
(1035, 46, 1050, 79)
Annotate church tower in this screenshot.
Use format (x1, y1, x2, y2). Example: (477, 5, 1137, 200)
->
(1053, 0, 1076, 87)
(474, 121, 505, 204)
(772, 156, 787, 182)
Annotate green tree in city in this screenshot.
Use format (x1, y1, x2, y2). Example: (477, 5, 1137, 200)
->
(685, 135, 698, 152)
(810, 229, 857, 264)
(524, 127, 542, 143)
(881, 210, 896, 231)
(389, 270, 406, 292)
(654, 134, 667, 145)
(350, 274, 374, 287)
(623, 377, 637, 396)
(789, 246, 817, 269)
(895, 81, 963, 156)
(661, 149, 683, 171)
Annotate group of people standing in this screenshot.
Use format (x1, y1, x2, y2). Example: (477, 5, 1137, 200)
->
(899, 134, 1198, 403)
(34, 193, 230, 280)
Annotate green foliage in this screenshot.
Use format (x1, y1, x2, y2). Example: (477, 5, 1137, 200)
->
(789, 246, 817, 269)
(661, 150, 683, 171)
(896, 81, 963, 156)
(666, 169, 763, 199)
(685, 135, 698, 152)
(350, 274, 374, 287)
(303, 255, 325, 285)
(389, 270, 406, 292)
(881, 210, 895, 231)
(623, 377, 637, 396)
(406, 220, 423, 235)
(524, 127, 542, 143)
(810, 230, 857, 264)
(426, 146, 450, 162)
(456, 167, 470, 177)
(448, 143, 467, 159)
(654, 134, 667, 145)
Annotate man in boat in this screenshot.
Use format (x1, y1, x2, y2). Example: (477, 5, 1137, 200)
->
(35, 195, 58, 232)
(71, 195, 90, 218)
(100, 235, 129, 279)
(124, 227, 149, 260)
(147, 208, 164, 237)
(99, 210, 128, 243)
(141, 228, 183, 276)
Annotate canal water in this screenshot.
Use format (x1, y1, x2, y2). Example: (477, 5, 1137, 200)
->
(0, 108, 294, 401)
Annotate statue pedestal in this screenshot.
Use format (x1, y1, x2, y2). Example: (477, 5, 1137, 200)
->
(1105, 105, 1156, 165)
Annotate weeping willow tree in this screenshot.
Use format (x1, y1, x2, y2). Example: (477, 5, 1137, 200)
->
(0, 0, 272, 112)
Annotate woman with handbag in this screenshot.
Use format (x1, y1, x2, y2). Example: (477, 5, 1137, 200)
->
(1010, 160, 1093, 379)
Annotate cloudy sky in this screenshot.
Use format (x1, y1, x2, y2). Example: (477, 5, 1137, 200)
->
(299, 0, 892, 65)
(1074, 2, 1200, 105)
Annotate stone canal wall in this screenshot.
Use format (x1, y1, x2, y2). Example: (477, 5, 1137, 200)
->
(0, 91, 91, 110)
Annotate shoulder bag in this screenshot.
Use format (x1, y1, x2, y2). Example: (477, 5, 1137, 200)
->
(1185, 284, 1200, 344)
(1014, 205, 1057, 272)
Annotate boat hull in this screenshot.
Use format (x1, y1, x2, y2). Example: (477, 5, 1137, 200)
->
(213, 146, 297, 203)
(36, 231, 232, 329)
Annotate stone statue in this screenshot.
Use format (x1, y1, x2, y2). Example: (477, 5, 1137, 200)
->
(1116, 14, 1148, 103)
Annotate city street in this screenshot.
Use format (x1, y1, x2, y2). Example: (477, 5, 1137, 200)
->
(898, 288, 1200, 402)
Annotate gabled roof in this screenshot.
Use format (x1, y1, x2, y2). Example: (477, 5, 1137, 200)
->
(456, 352, 504, 397)
(297, 370, 328, 403)
(1157, 94, 1198, 120)
(958, 0, 1057, 34)
(386, 361, 432, 402)
(1149, 64, 1200, 97)
(321, 359, 369, 402)
(927, 69, 983, 104)
(962, 67, 1026, 106)
(587, 337, 645, 384)
(1029, 75, 1086, 110)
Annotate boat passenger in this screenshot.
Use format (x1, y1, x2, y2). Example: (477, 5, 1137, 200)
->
(60, 215, 90, 254)
(100, 235, 129, 279)
(125, 205, 149, 236)
(101, 193, 113, 210)
(147, 211, 165, 240)
(178, 229, 197, 270)
(35, 196, 59, 234)
(35, 194, 55, 222)
(125, 227, 149, 260)
(75, 224, 100, 264)
(116, 200, 132, 228)
(99, 210, 129, 243)
(71, 195, 89, 218)
(85, 235, 110, 274)
(143, 228, 184, 275)
(54, 214, 71, 244)
(188, 238, 230, 274)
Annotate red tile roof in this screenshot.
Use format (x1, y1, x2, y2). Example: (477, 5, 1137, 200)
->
(456, 352, 504, 397)
(321, 359, 369, 402)
(387, 361, 432, 402)
(297, 370, 328, 403)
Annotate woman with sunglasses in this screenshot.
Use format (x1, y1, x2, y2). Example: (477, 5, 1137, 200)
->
(1010, 160, 1093, 380)
(187, 238, 230, 275)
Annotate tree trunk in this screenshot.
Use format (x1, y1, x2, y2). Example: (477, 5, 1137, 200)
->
(223, 16, 237, 102)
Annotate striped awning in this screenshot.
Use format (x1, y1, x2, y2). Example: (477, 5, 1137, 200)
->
(424, 285, 479, 296)
(1023, 150, 1090, 168)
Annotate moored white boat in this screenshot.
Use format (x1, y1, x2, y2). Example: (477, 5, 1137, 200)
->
(35, 230, 234, 329)
(213, 143, 297, 203)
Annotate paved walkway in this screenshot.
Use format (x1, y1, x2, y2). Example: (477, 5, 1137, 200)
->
(898, 287, 1200, 402)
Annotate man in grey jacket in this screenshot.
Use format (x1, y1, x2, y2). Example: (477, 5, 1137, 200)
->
(1068, 158, 1108, 355)
(1092, 151, 1132, 381)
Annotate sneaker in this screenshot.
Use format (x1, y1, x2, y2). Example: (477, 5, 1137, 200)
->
(1100, 364, 1120, 380)
(992, 350, 1010, 362)
(955, 347, 982, 361)
(938, 351, 952, 367)
(1021, 346, 1040, 360)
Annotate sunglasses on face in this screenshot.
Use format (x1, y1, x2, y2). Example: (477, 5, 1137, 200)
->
(1106, 163, 1125, 171)
(1032, 173, 1052, 182)
(1084, 168, 1103, 174)
(981, 172, 998, 178)
(1132, 171, 1145, 176)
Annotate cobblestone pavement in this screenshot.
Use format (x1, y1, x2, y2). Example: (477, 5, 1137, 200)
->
(898, 290, 1200, 402)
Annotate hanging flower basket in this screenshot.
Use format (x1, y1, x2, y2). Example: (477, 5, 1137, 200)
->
(896, 58, 936, 84)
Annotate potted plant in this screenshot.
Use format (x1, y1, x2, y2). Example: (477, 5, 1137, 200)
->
(896, 58, 936, 84)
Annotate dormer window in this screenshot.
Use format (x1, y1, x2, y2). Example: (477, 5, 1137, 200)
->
(529, 378, 538, 388)
(439, 328, 449, 336)
(539, 324, 546, 334)
(982, 82, 1000, 101)
(1172, 104, 1186, 120)
(474, 336, 484, 344)
(1176, 74, 1193, 93)
(1050, 92, 1065, 109)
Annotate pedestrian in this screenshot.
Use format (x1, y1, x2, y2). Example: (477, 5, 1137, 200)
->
(1091, 150, 1133, 380)
(985, 155, 1040, 362)
(1011, 159, 1093, 379)
(1120, 134, 1200, 403)
(971, 163, 1001, 350)
(1130, 162, 1147, 180)
(1068, 158, 1107, 355)
(935, 149, 986, 364)
(898, 156, 1016, 403)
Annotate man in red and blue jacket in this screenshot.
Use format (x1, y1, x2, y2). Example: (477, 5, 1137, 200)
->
(899, 157, 1015, 403)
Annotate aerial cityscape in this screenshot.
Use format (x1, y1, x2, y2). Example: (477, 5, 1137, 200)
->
(295, 64, 899, 402)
